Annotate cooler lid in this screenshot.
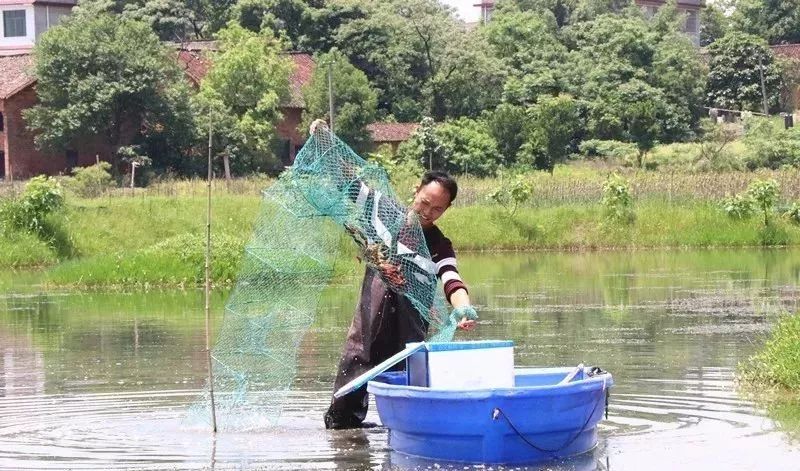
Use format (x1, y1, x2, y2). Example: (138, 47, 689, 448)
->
(333, 341, 426, 398)
(425, 340, 513, 352)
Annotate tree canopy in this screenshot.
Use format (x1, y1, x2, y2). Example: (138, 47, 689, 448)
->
(302, 49, 377, 153)
(25, 13, 192, 168)
(194, 22, 292, 174)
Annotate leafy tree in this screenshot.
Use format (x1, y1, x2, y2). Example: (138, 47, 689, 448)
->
(706, 32, 784, 113)
(25, 13, 192, 169)
(336, 0, 503, 120)
(731, 0, 800, 45)
(397, 117, 447, 171)
(483, 103, 528, 166)
(559, 12, 705, 144)
(233, 0, 366, 52)
(194, 22, 292, 175)
(700, 3, 729, 46)
(588, 80, 671, 167)
(650, 32, 706, 140)
(302, 49, 377, 153)
(518, 94, 582, 172)
(482, 8, 566, 104)
(76, 0, 236, 40)
(746, 178, 780, 227)
(436, 118, 501, 176)
(495, 0, 633, 27)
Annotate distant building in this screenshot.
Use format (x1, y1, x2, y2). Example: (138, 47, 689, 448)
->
(0, 0, 76, 56)
(176, 41, 315, 164)
(473, 1, 494, 24)
(638, 1, 703, 45)
(1, 53, 120, 179)
(1, 35, 316, 179)
(367, 122, 419, 153)
(473, 0, 704, 45)
(771, 44, 800, 111)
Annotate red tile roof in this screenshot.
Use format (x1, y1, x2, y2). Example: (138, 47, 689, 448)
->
(176, 49, 211, 85)
(771, 44, 800, 61)
(0, 53, 35, 100)
(367, 123, 419, 143)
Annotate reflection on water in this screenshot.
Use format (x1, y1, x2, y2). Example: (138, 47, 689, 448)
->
(1, 248, 800, 469)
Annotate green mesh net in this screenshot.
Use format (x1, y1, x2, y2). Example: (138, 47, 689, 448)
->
(189, 126, 459, 431)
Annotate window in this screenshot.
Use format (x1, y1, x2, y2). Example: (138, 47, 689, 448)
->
(3, 10, 26, 38)
(685, 10, 699, 35)
(0, 151, 5, 179)
(0, 112, 4, 131)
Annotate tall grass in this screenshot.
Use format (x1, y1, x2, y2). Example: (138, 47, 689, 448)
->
(453, 166, 800, 207)
(740, 312, 800, 391)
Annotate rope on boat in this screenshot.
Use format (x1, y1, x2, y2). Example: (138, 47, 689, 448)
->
(492, 373, 609, 456)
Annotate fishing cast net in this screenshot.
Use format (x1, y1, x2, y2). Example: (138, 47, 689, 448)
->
(189, 125, 459, 431)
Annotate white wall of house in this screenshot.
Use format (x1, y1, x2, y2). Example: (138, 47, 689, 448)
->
(0, 3, 72, 51)
(0, 4, 35, 49)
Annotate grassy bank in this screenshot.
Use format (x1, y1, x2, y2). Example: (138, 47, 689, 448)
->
(740, 313, 800, 391)
(739, 312, 800, 435)
(2, 168, 800, 287)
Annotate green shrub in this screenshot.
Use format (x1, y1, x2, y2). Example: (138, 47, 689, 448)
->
(746, 178, 780, 226)
(601, 173, 635, 224)
(0, 176, 64, 234)
(488, 175, 533, 216)
(146, 232, 244, 283)
(436, 117, 501, 177)
(368, 145, 423, 189)
(721, 193, 756, 220)
(578, 139, 637, 161)
(743, 117, 800, 169)
(784, 203, 800, 224)
(66, 162, 115, 197)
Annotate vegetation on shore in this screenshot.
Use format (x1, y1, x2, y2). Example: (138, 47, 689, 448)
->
(739, 312, 800, 433)
(3, 166, 800, 287)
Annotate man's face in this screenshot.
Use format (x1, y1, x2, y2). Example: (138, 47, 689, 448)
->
(412, 181, 451, 228)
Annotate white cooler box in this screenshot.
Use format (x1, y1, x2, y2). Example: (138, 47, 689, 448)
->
(406, 340, 515, 389)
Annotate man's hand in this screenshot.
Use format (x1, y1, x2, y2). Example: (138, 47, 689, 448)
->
(309, 118, 328, 135)
(452, 305, 478, 331)
(457, 317, 476, 331)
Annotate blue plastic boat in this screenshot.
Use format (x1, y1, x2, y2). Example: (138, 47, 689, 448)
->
(367, 366, 613, 465)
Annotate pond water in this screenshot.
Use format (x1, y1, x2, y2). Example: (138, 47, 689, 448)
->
(1, 248, 799, 470)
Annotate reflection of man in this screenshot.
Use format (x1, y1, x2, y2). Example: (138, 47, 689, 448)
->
(324, 168, 478, 429)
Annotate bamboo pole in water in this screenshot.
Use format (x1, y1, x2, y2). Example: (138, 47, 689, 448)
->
(205, 123, 218, 433)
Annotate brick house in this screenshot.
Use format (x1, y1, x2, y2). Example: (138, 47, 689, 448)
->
(1, 53, 122, 179)
(367, 122, 419, 153)
(0, 38, 315, 179)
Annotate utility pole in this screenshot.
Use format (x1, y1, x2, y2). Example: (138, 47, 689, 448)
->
(326, 60, 335, 134)
(758, 55, 769, 116)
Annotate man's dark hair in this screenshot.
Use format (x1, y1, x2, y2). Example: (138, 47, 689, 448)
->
(421, 170, 458, 203)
